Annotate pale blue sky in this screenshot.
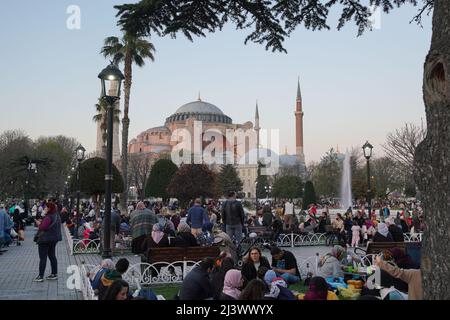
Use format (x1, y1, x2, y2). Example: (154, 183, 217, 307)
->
(0, 1, 432, 163)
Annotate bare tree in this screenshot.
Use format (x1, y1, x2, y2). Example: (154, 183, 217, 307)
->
(128, 153, 154, 200)
(383, 122, 427, 173)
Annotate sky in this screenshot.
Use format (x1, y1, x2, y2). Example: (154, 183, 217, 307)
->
(0, 1, 432, 163)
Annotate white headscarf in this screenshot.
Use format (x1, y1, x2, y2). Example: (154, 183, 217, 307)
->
(377, 223, 389, 237)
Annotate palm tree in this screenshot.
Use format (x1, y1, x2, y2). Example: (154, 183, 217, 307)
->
(101, 33, 155, 211)
(93, 98, 121, 158)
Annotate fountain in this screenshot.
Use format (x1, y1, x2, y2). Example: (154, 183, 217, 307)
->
(340, 151, 353, 211)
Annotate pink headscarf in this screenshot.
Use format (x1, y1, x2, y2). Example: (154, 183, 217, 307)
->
(222, 269, 242, 299)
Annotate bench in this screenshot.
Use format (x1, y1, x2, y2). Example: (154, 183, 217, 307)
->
(365, 242, 421, 268)
(248, 226, 269, 236)
(142, 246, 221, 264)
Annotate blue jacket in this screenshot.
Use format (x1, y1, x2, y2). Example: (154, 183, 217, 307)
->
(187, 205, 209, 229)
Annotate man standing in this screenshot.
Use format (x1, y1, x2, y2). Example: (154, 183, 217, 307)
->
(186, 198, 209, 237)
(129, 202, 158, 254)
(221, 191, 245, 244)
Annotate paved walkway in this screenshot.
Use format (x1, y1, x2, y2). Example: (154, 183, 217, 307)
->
(0, 225, 80, 300)
(0, 223, 333, 300)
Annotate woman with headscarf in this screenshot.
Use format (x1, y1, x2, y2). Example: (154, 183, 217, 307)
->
(89, 259, 115, 291)
(173, 221, 198, 247)
(373, 222, 394, 242)
(141, 224, 170, 253)
(220, 269, 243, 300)
(317, 245, 346, 278)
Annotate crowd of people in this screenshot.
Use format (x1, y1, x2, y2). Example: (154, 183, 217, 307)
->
(0, 193, 425, 300)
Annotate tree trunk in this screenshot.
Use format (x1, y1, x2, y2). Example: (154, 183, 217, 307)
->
(414, 0, 450, 300)
(120, 52, 132, 213)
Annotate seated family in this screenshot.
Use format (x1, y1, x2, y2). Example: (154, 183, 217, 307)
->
(178, 246, 301, 300)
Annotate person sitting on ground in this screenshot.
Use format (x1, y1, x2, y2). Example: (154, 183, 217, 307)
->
(241, 247, 271, 286)
(317, 245, 346, 279)
(301, 276, 338, 300)
(239, 278, 266, 300)
(97, 258, 130, 300)
(141, 223, 170, 253)
(220, 269, 244, 300)
(375, 255, 422, 300)
(89, 259, 115, 291)
(374, 248, 412, 294)
(179, 257, 215, 300)
(211, 257, 235, 300)
(103, 279, 130, 300)
(263, 270, 297, 300)
(270, 246, 301, 284)
(173, 221, 198, 247)
(373, 222, 394, 243)
(213, 224, 238, 262)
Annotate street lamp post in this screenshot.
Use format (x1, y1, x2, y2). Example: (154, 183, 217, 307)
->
(98, 63, 124, 258)
(265, 185, 272, 199)
(255, 181, 258, 211)
(362, 141, 373, 217)
(75, 145, 86, 234)
(25, 161, 37, 216)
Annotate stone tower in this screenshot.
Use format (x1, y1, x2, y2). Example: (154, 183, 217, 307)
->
(255, 100, 260, 165)
(295, 78, 305, 164)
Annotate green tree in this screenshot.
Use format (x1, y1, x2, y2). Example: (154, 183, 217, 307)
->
(167, 164, 216, 207)
(272, 175, 303, 200)
(101, 34, 156, 212)
(145, 159, 178, 201)
(312, 148, 341, 198)
(115, 0, 449, 298)
(70, 157, 124, 216)
(217, 164, 243, 197)
(302, 181, 317, 210)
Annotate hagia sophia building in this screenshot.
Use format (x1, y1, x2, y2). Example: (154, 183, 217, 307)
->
(95, 80, 306, 198)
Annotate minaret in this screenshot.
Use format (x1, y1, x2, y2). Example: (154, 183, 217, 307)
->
(295, 77, 305, 163)
(255, 100, 260, 165)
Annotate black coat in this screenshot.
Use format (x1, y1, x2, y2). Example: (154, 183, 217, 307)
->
(179, 266, 213, 300)
(173, 232, 198, 247)
(388, 225, 404, 242)
(222, 200, 245, 226)
(372, 232, 394, 243)
(241, 257, 271, 283)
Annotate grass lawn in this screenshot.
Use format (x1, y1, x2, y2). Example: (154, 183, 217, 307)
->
(151, 284, 181, 300)
(288, 281, 309, 294)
